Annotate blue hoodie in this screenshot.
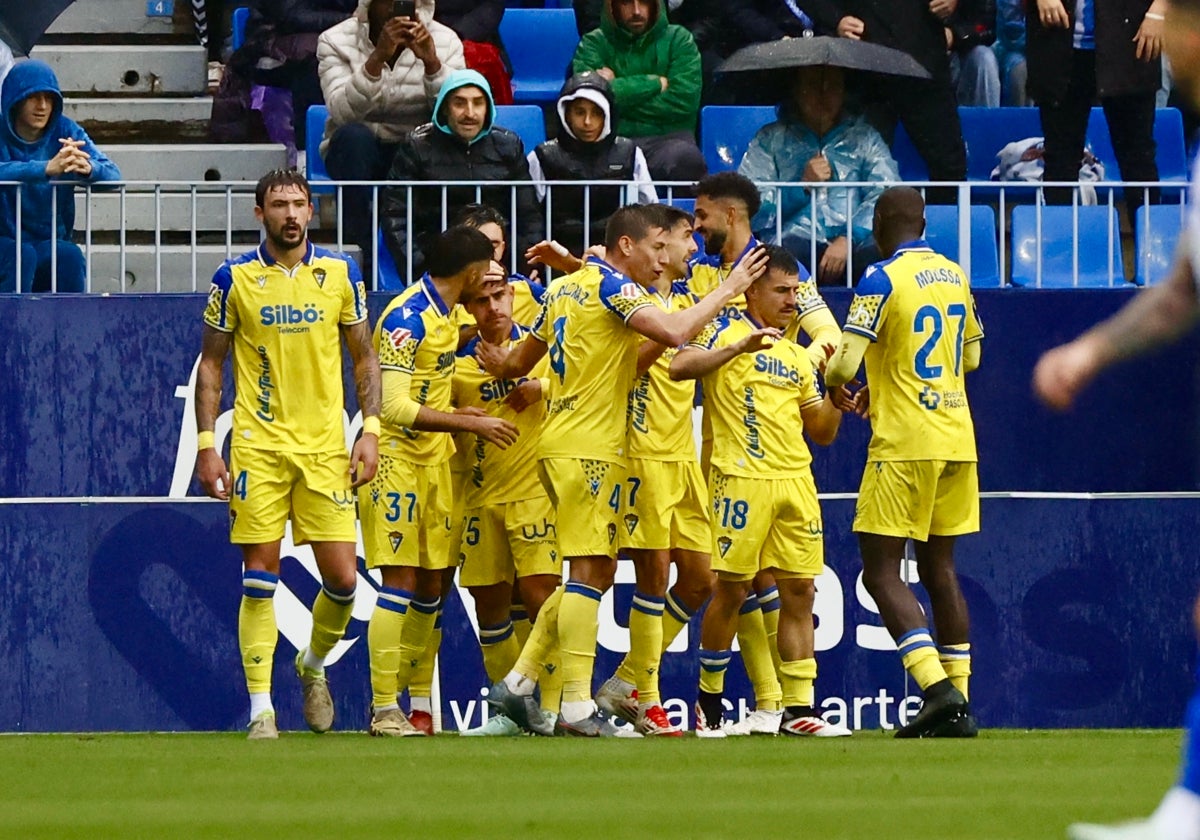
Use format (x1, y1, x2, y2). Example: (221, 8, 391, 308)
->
(431, 69, 496, 146)
(0, 60, 120, 242)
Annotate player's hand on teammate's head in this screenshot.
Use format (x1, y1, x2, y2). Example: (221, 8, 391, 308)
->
(474, 339, 511, 375)
(525, 239, 580, 274)
(349, 432, 379, 488)
(195, 450, 232, 501)
(725, 245, 769, 294)
(504, 378, 542, 413)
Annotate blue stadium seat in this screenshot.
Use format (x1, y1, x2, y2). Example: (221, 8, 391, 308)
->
(923, 205, 1001, 287)
(377, 228, 404, 290)
(231, 7, 250, 52)
(890, 123, 928, 182)
(1010, 205, 1128, 287)
(698, 105, 776, 173)
(305, 105, 335, 194)
(494, 104, 546, 153)
(959, 106, 1043, 182)
(1087, 107, 1188, 183)
(1135, 204, 1186, 286)
(499, 9, 579, 103)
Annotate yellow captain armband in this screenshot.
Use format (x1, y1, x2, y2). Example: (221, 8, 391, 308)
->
(197, 431, 216, 452)
(362, 416, 381, 437)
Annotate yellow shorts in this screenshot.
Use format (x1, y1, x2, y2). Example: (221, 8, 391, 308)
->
(538, 457, 622, 559)
(228, 446, 356, 545)
(621, 457, 711, 553)
(709, 470, 823, 581)
(853, 460, 980, 541)
(449, 468, 470, 564)
(359, 455, 454, 569)
(459, 496, 561, 587)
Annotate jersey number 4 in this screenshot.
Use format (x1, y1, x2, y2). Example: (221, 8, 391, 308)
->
(913, 303, 966, 379)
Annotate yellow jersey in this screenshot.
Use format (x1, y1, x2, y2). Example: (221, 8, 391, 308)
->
(531, 257, 656, 462)
(453, 324, 551, 506)
(375, 275, 459, 465)
(203, 242, 367, 453)
(690, 315, 823, 479)
(843, 240, 984, 462)
(627, 282, 701, 462)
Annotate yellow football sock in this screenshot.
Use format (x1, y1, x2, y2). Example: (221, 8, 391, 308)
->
(541, 650, 563, 715)
(479, 619, 521, 683)
(898, 628, 949, 691)
(758, 587, 783, 680)
(393, 596, 440, 695)
(559, 583, 604, 704)
(737, 596, 782, 711)
(239, 571, 278, 695)
(309, 584, 355, 661)
(409, 611, 442, 704)
(780, 658, 817, 709)
(511, 605, 532, 649)
(624, 590, 665, 705)
(660, 587, 696, 654)
(513, 588, 562, 683)
(698, 648, 732, 696)
(939, 643, 971, 701)
(368, 587, 410, 709)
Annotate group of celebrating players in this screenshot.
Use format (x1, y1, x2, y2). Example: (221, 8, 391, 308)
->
(194, 166, 983, 741)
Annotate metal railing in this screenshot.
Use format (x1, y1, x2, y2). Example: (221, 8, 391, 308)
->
(0, 178, 1186, 293)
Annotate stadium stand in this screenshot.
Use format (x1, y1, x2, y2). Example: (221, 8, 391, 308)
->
(495, 104, 547, 152)
(699, 105, 775, 174)
(1135, 203, 1187, 286)
(1010, 205, 1128, 287)
(924, 204, 1001, 287)
(498, 8, 579, 104)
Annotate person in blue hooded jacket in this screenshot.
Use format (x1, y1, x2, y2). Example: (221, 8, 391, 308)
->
(739, 65, 898, 286)
(0, 61, 120, 293)
(380, 69, 542, 277)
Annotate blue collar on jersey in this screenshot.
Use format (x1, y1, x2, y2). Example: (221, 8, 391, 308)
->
(744, 311, 765, 330)
(419, 273, 451, 317)
(591, 256, 625, 281)
(256, 240, 315, 267)
(893, 238, 934, 255)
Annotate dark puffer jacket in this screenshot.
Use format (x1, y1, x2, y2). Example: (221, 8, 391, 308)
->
(381, 69, 543, 271)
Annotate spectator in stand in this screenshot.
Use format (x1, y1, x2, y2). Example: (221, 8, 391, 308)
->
(947, 0, 1001, 107)
(573, 0, 707, 182)
(1027, 0, 1163, 218)
(434, 0, 513, 105)
(739, 65, 898, 285)
(804, 0, 967, 199)
(993, 0, 1029, 105)
(318, 0, 464, 280)
(381, 69, 543, 276)
(0, 61, 120, 293)
(528, 72, 657, 254)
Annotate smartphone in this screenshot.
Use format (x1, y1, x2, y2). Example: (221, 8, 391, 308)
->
(392, 0, 416, 19)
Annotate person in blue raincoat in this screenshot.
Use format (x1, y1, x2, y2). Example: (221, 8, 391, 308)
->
(0, 60, 120, 293)
(738, 64, 898, 286)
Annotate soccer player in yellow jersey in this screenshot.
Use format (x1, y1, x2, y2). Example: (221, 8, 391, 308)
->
(591, 204, 712, 737)
(453, 279, 563, 736)
(825, 187, 984, 739)
(361, 226, 520, 737)
(673, 244, 852, 738)
(478, 204, 768, 736)
(195, 170, 381, 740)
(693, 170, 843, 734)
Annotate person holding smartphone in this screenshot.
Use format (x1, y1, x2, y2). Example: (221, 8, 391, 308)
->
(317, 0, 466, 284)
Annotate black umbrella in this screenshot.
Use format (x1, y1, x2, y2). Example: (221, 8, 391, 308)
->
(717, 36, 931, 80)
(0, 2, 76, 56)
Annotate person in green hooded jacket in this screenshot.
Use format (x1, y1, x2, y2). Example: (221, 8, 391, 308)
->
(572, 0, 706, 183)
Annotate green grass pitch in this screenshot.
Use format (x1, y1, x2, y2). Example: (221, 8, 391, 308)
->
(0, 730, 1180, 839)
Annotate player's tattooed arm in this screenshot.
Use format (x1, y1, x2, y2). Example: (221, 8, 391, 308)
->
(195, 326, 232, 500)
(343, 319, 382, 420)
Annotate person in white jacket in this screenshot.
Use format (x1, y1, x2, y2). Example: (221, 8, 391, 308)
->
(317, 0, 464, 282)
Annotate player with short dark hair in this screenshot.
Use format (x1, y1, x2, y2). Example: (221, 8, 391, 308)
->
(360, 224, 521, 737)
(672, 242, 851, 738)
(195, 170, 381, 740)
(826, 186, 984, 739)
(477, 203, 768, 736)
